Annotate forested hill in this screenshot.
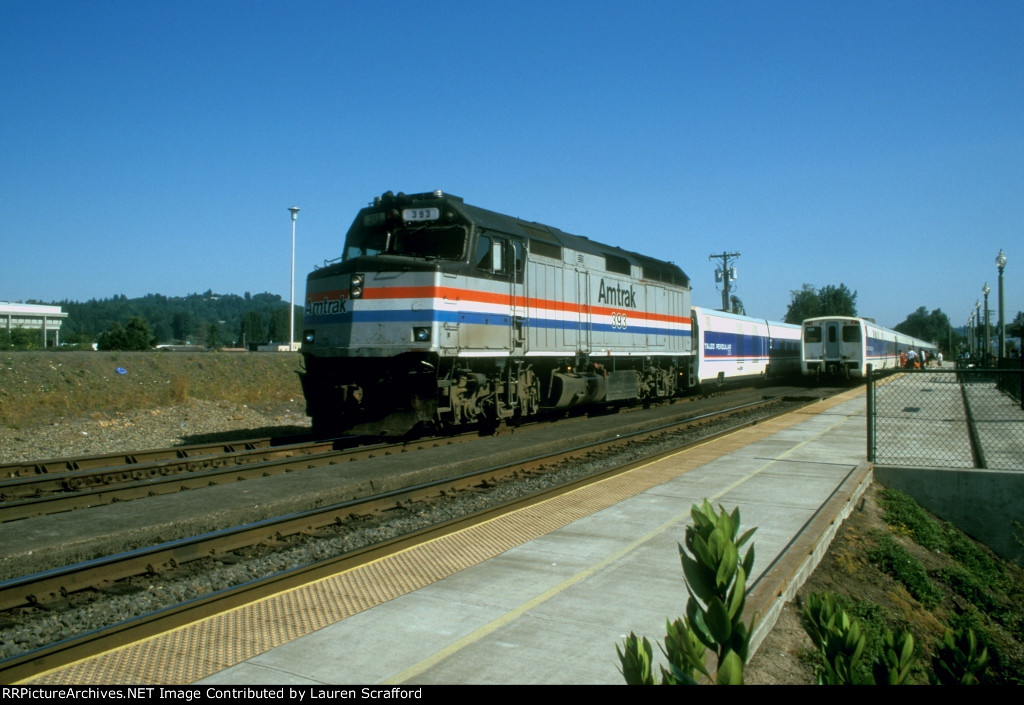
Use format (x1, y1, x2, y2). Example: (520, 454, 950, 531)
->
(43, 291, 300, 347)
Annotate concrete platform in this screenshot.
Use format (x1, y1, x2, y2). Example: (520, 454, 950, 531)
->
(872, 367, 1024, 470)
(872, 369, 974, 467)
(963, 382, 1024, 470)
(175, 389, 874, 685)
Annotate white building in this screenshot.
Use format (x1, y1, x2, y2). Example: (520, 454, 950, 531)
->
(1, 302, 68, 347)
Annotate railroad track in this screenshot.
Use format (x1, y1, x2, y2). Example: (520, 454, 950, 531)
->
(0, 433, 487, 522)
(0, 386, 792, 522)
(0, 437, 292, 478)
(0, 388, 829, 683)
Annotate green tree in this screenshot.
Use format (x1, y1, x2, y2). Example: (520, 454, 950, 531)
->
(895, 307, 950, 344)
(97, 322, 127, 350)
(36, 290, 295, 346)
(268, 307, 291, 343)
(172, 311, 195, 342)
(784, 284, 820, 323)
(784, 283, 857, 324)
(97, 317, 155, 350)
(1008, 311, 1024, 340)
(817, 284, 858, 317)
(240, 311, 269, 348)
(0, 327, 40, 350)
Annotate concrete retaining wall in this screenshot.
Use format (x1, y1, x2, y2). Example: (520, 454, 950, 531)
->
(872, 464, 1024, 564)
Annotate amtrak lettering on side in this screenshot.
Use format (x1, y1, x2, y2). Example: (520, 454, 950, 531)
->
(597, 279, 637, 308)
(307, 296, 347, 315)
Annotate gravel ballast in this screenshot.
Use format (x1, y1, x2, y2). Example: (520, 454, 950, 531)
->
(1, 396, 793, 666)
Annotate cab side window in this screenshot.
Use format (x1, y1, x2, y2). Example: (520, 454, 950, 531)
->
(476, 236, 493, 270)
(476, 235, 512, 277)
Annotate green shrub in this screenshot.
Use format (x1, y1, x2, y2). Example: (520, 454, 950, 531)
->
(934, 566, 999, 613)
(618, 500, 756, 685)
(868, 532, 941, 609)
(932, 627, 989, 685)
(802, 591, 919, 685)
(878, 488, 944, 551)
(943, 523, 1004, 587)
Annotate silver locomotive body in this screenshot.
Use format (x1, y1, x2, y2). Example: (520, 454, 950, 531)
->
(300, 191, 692, 435)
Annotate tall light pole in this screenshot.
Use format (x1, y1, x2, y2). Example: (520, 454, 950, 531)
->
(288, 206, 300, 352)
(982, 282, 990, 363)
(996, 249, 1007, 360)
(975, 299, 981, 358)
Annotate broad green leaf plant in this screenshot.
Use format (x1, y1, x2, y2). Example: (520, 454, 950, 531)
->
(618, 500, 756, 685)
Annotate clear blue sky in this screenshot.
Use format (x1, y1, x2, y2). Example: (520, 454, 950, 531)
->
(2, 0, 1021, 330)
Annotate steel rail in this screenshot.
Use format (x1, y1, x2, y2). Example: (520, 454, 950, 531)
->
(0, 436, 290, 478)
(0, 393, 819, 683)
(0, 395, 801, 612)
(0, 438, 337, 498)
(0, 433, 489, 522)
(0, 387, 777, 520)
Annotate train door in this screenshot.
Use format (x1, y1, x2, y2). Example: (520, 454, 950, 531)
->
(527, 258, 559, 351)
(574, 267, 591, 354)
(646, 284, 667, 350)
(825, 320, 842, 360)
(511, 239, 526, 354)
(734, 322, 746, 367)
(460, 232, 513, 351)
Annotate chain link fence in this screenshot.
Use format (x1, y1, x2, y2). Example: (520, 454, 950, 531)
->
(867, 365, 1024, 470)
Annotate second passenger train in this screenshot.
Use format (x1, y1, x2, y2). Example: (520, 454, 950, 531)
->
(801, 316, 937, 379)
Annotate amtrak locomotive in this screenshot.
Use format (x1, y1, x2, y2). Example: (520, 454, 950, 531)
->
(300, 190, 692, 435)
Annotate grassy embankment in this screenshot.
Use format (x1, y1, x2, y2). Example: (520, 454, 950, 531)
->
(0, 351, 305, 429)
(797, 486, 1024, 684)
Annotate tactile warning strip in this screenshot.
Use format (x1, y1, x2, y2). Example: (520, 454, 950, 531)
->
(27, 390, 862, 684)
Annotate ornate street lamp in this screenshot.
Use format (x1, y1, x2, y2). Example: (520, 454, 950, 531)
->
(982, 282, 990, 363)
(289, 206, 300, 352)
(975, 299, 981, 356)
(968, 312, 975, 357)
(996, 249, 1007, 360)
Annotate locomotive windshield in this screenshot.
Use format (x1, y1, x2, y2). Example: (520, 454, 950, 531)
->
(343, 211, 468, 262)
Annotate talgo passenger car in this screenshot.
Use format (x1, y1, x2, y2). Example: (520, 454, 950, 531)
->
(690, 307, 802, 389)
(300, 190, 692, 435)
(801, 316, 937, 379)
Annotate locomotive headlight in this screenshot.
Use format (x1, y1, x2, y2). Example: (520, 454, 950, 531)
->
(413, 327, 431, 342)
(349, 273, 364, 299)
(303, 330, 315, 345)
